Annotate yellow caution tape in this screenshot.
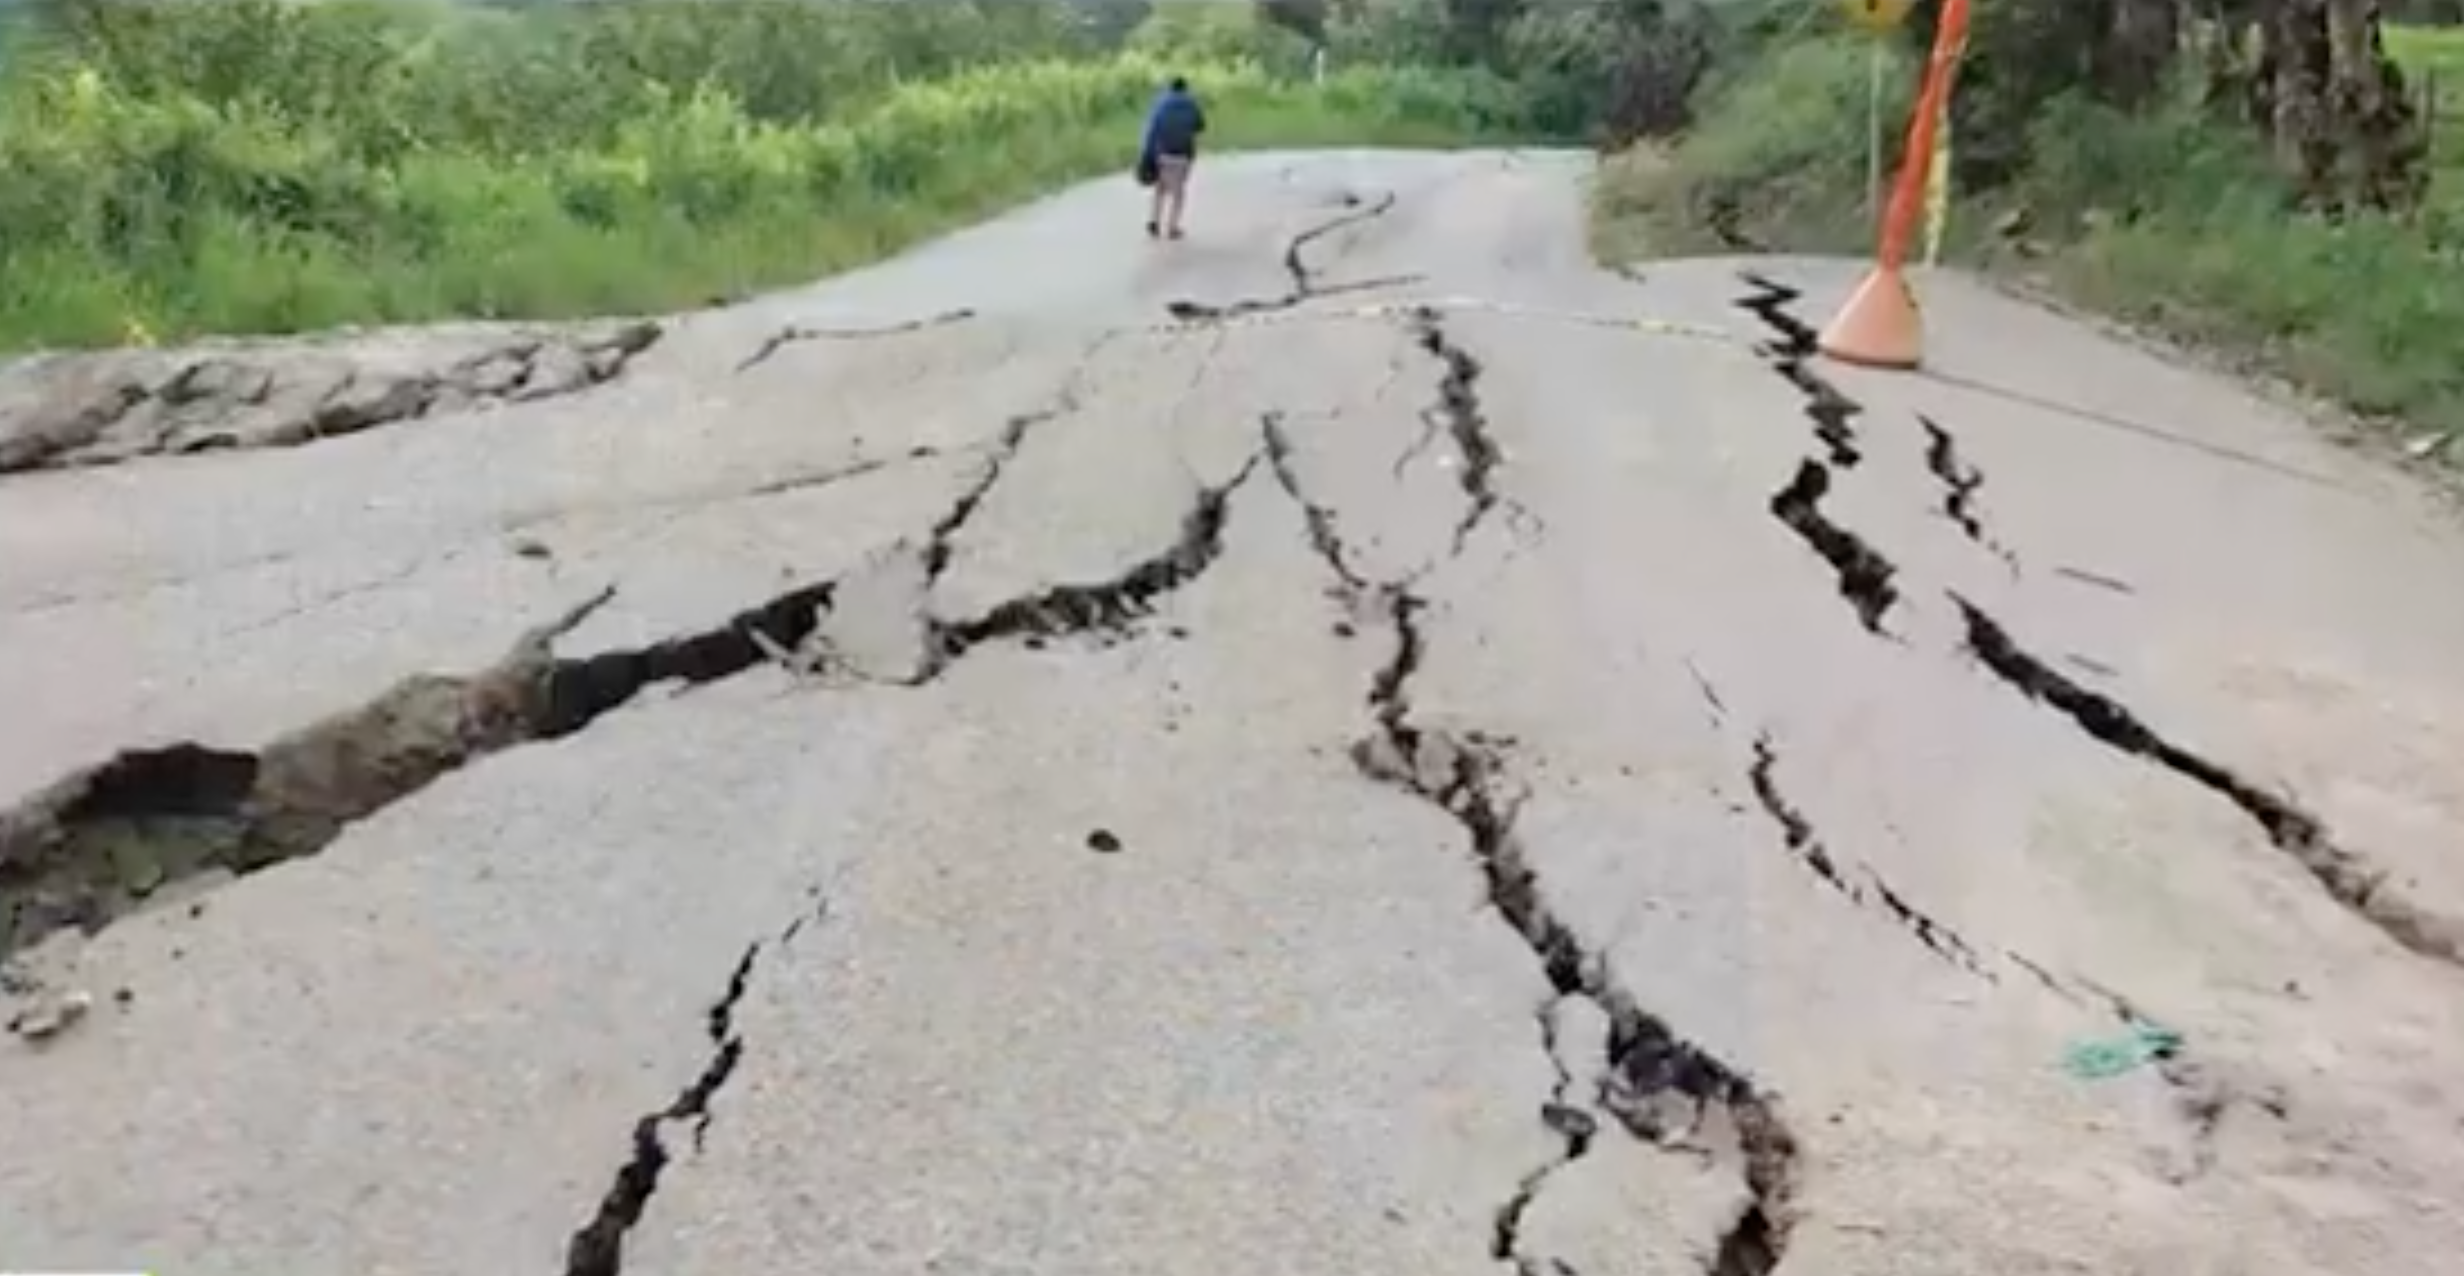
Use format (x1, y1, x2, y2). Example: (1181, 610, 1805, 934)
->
(1922, 90, 1951, 268)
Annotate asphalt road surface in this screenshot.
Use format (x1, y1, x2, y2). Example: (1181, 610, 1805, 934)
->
(4, 149, 2464, 1276)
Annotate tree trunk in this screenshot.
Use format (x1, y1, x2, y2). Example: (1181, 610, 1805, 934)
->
(2272, 0, 2341, 203)
(2101, 0, 2182, 105)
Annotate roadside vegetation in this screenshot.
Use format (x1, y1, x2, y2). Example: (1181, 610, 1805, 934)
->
(0, 0, 1536, 348)
(1595, 0, 2464, 450)
(13, 0, 2463, 452)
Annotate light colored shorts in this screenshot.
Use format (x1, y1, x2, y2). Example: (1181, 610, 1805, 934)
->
(1156, 154, 1193, 194)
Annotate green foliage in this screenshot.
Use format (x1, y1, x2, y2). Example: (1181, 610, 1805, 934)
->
(1592, 33, 1912, 255)
(1593, 15, 2464, 442)
(0, 0, 1534, 349)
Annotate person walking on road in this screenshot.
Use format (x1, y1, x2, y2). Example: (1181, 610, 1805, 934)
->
(1140, 76, 1206, 240)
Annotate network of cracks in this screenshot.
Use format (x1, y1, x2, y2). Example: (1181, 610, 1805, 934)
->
(1, 195, 2453, 1276)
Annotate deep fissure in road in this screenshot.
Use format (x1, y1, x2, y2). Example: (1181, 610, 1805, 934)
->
(1731, 276, 1899, 637)
(0, 394, 1252, 961)
(1346, 589, 1800, 1276)
(1404, 308, 1509, 555)
(1767, 459, 1899, 635)
(1735, 274, 1860, 469)
(1953, 596, 2464, 968)
(1746, 737, 1991, 976)
(1262, 375, 1798, 1275)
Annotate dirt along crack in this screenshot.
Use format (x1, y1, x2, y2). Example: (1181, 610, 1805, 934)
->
(1953, 595, 2464, 968)
(1260, 421, 1796, 1276)
(0, 383, 1248, 963)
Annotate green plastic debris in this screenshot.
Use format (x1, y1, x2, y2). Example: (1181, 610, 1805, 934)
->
(2061, 1021, 2184, 1080)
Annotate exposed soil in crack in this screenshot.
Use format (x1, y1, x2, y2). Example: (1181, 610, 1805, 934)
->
(1342, 585, 1800, 1276)
(1768, 459, 1898, 636)
(1918, 415, 2019, 572)
(1954, 595, 2464, 969)
(0, 320, 662, 474)
(734, 308, 977, 373)
(1734, 274, 1860, 469)
(1746, 737, 1991, 977)
(0, 397, 1250, 960)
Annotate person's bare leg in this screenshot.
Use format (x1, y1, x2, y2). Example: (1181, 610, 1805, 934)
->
(1164, 159, 1190, 237)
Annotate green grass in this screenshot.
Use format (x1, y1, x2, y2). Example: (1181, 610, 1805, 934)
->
(0, 1, 1534, 350)
(1593, 26, 2464, 448)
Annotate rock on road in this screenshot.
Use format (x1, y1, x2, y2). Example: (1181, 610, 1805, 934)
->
(3, 149, 2464, 1276)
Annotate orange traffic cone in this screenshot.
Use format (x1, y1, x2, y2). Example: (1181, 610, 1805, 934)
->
(1817, 264, 1922, 370)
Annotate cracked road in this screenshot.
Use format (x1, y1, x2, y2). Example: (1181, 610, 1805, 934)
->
(5, 149, 2464, 1276)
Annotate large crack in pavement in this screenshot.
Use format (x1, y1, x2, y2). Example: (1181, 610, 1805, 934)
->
(1404, 308, 1512, 556)
(1260, 382, 1796, 1273)
(1732, 277, 1900, 638)
(1735, 274, 1860, 470)
(1953, 595, 2464, 969)
(0, 383, 1251, 962)
(1345, 591, 1800, 1276)
(0, 320, 663, 474)
(1165, 191, 1421, 321)
(1767, 459, 1899, 637)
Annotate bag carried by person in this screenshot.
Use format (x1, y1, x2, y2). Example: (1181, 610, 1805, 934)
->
(1134, 149, 1159, 187)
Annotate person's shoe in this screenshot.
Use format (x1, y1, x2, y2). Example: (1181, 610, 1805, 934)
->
(1167, 225, 1185, 240)
(1146, 220, 1159, 238)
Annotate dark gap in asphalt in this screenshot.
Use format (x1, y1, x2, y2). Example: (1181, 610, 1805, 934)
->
(1281, 447, 1799, 1276)
(0, 392, 1253, 963)
(1164, 191, 1406, 320)
(1954, 594, 2463, 969)
(1734, 273, 1861, 469)
(1744, 734, 1992, 976)
(1918, 414, 2021, 574)
(1767, 459, 1900, 636)
(1404, 307, 1511, 556)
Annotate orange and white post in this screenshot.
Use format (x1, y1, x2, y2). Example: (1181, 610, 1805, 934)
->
(1820, 0, 1972, 371)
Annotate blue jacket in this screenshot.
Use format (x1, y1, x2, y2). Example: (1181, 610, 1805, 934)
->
(1142, 87, 1206, 159)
